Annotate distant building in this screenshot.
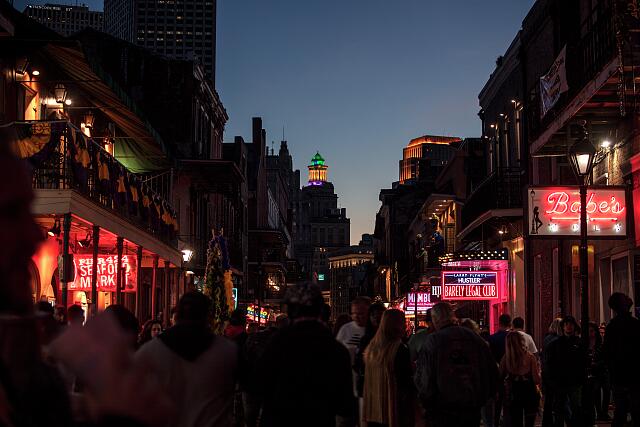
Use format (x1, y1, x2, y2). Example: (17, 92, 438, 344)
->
(104, 0, 217, 83)
(293, 152, 350, 286)
(329, 237, 374, 319)
(24, 3, 103, 36)
(399, 135, 460, 184)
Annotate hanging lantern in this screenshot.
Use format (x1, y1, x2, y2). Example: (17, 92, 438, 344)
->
(54, 83, 67, 104)
(84, 111, 95, 129)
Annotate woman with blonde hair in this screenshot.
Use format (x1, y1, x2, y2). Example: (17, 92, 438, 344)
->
(363, 309, 414, 427)
(500, 332, 541, 427)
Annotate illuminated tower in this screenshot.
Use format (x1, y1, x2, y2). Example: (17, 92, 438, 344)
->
(308, 152, 328, 185)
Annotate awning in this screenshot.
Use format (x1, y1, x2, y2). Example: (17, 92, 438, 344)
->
(42, 44, 169, 172)
(457, 208, 522, 241)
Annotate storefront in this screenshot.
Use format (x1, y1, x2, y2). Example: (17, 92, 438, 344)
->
(439, 249, 511, 333)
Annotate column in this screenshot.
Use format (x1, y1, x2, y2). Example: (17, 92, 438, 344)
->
(151, 255, 159, 319)
(164, 260, 171, 326)
(135, 246, 143, 320)
(91, 225, 100, 316)
(61, 213, 72, 308)
(116, 237, 124, 305)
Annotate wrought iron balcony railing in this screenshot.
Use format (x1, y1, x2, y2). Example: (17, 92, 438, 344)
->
(18, 120, 178, 246)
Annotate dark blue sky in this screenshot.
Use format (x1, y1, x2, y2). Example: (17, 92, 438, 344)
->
(15, 0, 534, 243)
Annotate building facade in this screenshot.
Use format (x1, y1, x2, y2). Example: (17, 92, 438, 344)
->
(294, 152, 350, 286)
(329, 238, 374, 319)
(24, 3, 103, 36)
(104, 0, 217, 83)
(399, 135, 460, 184)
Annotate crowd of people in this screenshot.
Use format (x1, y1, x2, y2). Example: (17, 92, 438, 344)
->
(3, 139, 640, 427)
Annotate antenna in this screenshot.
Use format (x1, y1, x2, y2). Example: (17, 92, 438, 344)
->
(282, 126, 285, 141)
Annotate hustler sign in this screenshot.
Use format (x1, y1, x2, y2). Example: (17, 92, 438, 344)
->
(528, 186, 627, 237)
(441, 272, 498, 301)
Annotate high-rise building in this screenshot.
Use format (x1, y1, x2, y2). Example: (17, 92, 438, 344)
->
(24, 3, 103, 36)
(104, 0, 217, 83)
(293, 152, 350, 287)
(399, 135, 460, 184)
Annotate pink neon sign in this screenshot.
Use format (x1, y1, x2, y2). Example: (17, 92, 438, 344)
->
(441, 271, 498, 301)
(528, 186, 627, 237)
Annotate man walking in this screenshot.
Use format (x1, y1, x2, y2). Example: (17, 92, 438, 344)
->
(136, 291, 238, 427)
(485, 313, 511, 425)
(513, 316, 538, 355)
(602, 292, 640, 426)
(336, 296, 371, 364)
(415, 302, 498, 427)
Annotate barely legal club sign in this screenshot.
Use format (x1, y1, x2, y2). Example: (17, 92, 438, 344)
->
(441, 272, 498, 301)
(528, 187, 626, 237)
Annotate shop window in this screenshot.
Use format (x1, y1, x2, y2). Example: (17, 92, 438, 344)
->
(612, 256, 629, 295)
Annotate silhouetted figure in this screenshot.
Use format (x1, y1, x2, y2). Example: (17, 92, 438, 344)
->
(500, 332, 541, 427)
(415, 302, 498, 427)
(545, 315, 587, 426)
(602, 292, 640, 426)
(136, 291, 237, 427)
(363, 309, 414, 427)
(258, 283, 356, 427)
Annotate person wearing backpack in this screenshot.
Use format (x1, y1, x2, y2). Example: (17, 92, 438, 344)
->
(414, 302, 499, 427)
(500, 332, 541, 427)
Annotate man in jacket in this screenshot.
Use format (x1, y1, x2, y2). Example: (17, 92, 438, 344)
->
(415, 302, 498, 427)
(602, 292, 640, 426)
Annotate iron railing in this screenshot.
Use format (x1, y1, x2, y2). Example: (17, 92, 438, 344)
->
(27, 120, 178, 246)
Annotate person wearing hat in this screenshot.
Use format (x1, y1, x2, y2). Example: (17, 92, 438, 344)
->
(544, 315, 588, 426)
(602, 292, 640, 426)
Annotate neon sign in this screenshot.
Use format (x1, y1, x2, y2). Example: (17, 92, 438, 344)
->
(69, 254, 136, 292)
(405, 292, 435, 313)
(528, 187, 627, 237)
(246, 305, 268, 324)
(441, 271, 498, 301)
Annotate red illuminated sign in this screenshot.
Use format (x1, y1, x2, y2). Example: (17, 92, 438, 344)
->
(246, 305, 268, 324)
(405, 292, 435, 313)
(69, 255, 136, 292)
(441, 271, 498, 301)
(528, 186, 627, 237)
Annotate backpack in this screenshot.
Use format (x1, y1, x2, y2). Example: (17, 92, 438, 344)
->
(435, 334, 487, 409)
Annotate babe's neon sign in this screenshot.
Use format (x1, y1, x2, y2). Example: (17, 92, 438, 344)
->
(528, 187, 627, 237)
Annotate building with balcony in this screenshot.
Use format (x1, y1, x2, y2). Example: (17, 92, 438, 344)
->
(0, 4, 183, 323)
(24, 3, 103, 36)
(399, 135, 460, 185)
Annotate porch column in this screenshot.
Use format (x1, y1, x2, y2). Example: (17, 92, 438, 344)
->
(116, 237, 124, 305)
(60, 214, 72, 308)
(164, 260, 171, 326)
(151, 255, 159, 319)
(135, 246, 143, 320)
(91, 225, 100, 316)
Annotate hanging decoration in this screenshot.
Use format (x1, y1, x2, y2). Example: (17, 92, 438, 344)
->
(203, 229, 232, 334)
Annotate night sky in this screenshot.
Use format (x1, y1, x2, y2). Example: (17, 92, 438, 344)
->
(13, 0, 535, 243)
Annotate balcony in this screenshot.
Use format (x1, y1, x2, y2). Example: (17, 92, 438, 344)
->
(15, 120, 178, 246)
(461, 167, 523, 230)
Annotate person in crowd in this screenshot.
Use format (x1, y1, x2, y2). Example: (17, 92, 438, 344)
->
(35, 300, 63, 346)
(136, 291, 237, 427)
(138, 319, 163, 347)
(257, 283, 356, 427)
(333, 313, 352, 337)
(0, 144, 170, 427)
(500, 332, 541, 427)
(67, 304, 85, 326)
(544, 315, 587, 426)
(512, 317, 537, 355)
(104, 304, 139, 350)
(541, 318, 562, 427)
(169, 306, 178, 327)
(602, 292, 640, 426)
(242, 314, 289, 427)
(336, 296, 371, 363)
(460, 318, 481, 335)
(586, 321, 609, 422)
(354, 301, 386, 397)
(363, 309, 414, 427)
(408, 309, 435, 363)
(320, 302, 332, 329)
(486, 313, 512, 425)
(415, 302, 498, 427)
(224, 308, 248, 344)
(246, 322, 259, 335)
(54, 305, 67, 326)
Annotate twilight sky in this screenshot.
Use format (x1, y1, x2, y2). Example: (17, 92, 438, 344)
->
(14, 0, 535, 243)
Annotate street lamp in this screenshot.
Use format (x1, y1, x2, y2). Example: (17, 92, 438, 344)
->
(568, 125, 596, 353)
(54, 83, 67, 104)
(181, 248, 194, 263)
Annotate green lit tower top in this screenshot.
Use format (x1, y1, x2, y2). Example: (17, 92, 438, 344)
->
(308, 152, 328, 185)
